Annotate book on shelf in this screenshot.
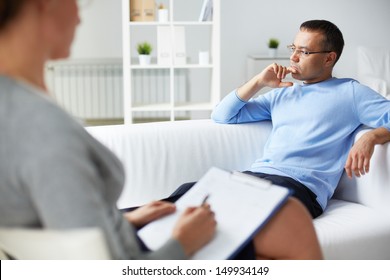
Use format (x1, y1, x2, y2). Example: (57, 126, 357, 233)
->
(199, 0, 213, 21)
(157, 26, 187, 65)
(173, 26, 186, 65)
(157, 26, 171, 65)
(130, 0, 155, 22)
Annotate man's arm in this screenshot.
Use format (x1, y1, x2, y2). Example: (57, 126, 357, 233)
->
(344, 127, 390, 178)
(237, 63, 295, 101)
(211, 63, 295, 124)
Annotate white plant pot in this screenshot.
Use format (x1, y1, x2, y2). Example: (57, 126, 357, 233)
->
(268, 48, 277, 58)
(158, 9, 169, 22)
(139, 55, 151, 65)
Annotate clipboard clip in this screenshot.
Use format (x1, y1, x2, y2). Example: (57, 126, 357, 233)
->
(230, 171, 272, 189)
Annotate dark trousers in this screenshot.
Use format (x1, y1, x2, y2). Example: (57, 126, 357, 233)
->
(169, 172, 323, 219)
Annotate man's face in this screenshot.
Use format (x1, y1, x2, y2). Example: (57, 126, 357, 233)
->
(289, 30, 333, 84)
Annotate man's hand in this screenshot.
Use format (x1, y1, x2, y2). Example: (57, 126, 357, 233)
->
(345, 127, 390, 178)
(260, 63, 296, 89)
(344, 133, 375, 178)
(237, 63, 296, 101)
(123, 201, 176, 228)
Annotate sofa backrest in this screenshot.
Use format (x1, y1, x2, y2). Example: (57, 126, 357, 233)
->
(87, 120, 389, 211)
(357, 46, 390, 98)
(87, 120, 272, 208)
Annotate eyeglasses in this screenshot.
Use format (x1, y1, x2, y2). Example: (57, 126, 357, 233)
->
(287, 45, 332, 58)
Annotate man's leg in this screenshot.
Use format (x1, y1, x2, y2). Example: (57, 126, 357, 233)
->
(165, 181, 323, 259)
(163, 182, 197, 203)
(253, 197, 323, 259)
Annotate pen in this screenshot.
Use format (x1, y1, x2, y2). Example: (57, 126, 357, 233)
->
(201, 194, 210, 206)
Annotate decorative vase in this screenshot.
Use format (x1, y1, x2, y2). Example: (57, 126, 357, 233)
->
(158, 9, 168, 22)
(268, 48, 277, 58)
(139, 54, 151, 65)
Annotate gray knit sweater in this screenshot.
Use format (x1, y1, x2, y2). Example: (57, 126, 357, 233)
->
(0, 76, 186, 259)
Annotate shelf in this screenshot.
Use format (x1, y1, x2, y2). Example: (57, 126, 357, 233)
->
(130, 64, 213, 69)
(248, 54, 290, 60)
(123, 0, 220, 124)
(172, 21, 213, 26)
(129, 21, 213, 26)
(131, 102, 214, 112)
(174, 102, 214, 111)
(132, 103, 171, 112)
(130, 64, 170, 69)
(174, 64, 213, 69)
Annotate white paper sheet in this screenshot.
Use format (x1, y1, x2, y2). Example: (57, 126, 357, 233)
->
(138, 167, 290, 259)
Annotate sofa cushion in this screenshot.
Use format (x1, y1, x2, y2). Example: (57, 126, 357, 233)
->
(87, 120, 272, 208)
(314, 199, 390, 259)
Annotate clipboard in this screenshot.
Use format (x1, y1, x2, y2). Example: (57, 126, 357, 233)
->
(137, 167, 291, 260)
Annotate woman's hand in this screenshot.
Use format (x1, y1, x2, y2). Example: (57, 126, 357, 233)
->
(172, 204, 217, 257)
(123, 201, 176, 228)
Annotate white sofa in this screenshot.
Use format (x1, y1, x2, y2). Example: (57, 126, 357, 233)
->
(1, 119, 389, 259)
(357, 46, 390, 99)
(86, 119, 390, 260)
(0, 228, 110, 259)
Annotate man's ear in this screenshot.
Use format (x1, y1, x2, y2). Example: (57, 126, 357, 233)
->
(325, 52, 338, 67)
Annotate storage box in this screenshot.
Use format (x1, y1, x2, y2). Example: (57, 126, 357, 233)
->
(130, 0, 155, 22)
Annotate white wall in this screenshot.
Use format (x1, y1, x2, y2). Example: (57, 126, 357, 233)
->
(71, 0, 390, 98)
(221, 0, 390, 96)
(71, 0, 122, 58)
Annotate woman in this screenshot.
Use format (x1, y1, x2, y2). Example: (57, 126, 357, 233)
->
(0, 0, 215, 259)
(0, 0, 322, 259)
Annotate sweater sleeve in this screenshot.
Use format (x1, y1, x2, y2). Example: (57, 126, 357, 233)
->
(211, 90, 272, 124)
(352, 81, 390, 131)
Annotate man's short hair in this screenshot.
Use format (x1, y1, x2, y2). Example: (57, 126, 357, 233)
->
(300, 20, 344, 64)
(0, 0, 26, 31)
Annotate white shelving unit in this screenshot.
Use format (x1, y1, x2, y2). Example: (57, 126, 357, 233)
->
(122, 0, 220, 124)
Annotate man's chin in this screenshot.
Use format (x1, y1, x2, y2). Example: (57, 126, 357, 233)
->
(291, 73, 302, 80)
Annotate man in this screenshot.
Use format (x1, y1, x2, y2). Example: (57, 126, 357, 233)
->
(211, 19, 390, 219)
(172, 19, 390, 259)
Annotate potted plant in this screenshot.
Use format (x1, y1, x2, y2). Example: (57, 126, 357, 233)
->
(137, 42, 153, 65)
(268, 38, 279, 58)
(158, 3, 168, 22)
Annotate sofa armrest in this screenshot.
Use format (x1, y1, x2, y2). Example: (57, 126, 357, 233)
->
(333, 129, 390, 211)
(0, 227, 110, 260)
(87, 119, 272, 208)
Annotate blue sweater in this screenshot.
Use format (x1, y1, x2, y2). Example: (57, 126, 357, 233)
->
(211, 78, 390, 209)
